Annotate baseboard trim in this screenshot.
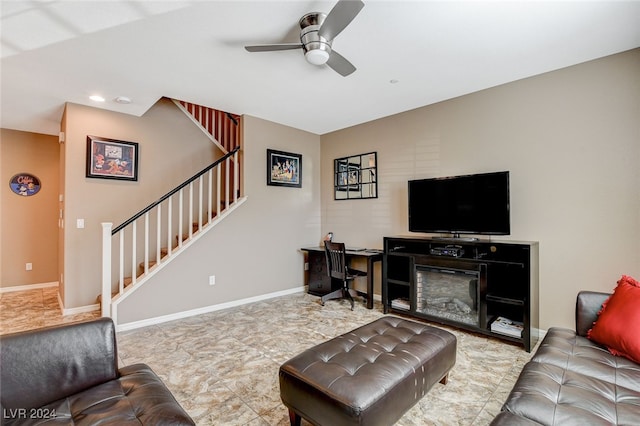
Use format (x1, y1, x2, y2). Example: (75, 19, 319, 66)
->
(63, 302, 100, 315)
(0, 281, 58, 293)
(116, 286, 306, 332)
(534, 327, 547, 340)
(53, 290, 101, 315)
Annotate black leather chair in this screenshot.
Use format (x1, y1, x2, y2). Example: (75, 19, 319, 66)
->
(321, 241, 367, 310)
(0, 317, 194, 425)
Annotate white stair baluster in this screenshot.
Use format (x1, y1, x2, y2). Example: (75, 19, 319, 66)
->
(101, 222, 112, 317)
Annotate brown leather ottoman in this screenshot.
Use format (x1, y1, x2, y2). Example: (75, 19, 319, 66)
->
(279, 316, 457, 426)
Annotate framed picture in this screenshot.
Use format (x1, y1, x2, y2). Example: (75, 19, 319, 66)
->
(267, 149, 302, 188)
(86, 136, 139, 181)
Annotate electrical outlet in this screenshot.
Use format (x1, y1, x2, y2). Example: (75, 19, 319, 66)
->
(304, 262, 309, 271)
(26, 263, 33, 271)
(209, 275, 216, 286)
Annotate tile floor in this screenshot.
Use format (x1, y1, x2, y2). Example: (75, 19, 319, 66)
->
(0, 287, 100, 335)
(0, 287, 534, 425)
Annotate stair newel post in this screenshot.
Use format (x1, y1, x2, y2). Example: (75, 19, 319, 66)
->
(225, 156, 230, 210)
(207, 170, 213, 223)
(131, 221, 137, 283)
(167, 196, 173, 256)
(144, 212, 149, 273)
(233, 149, 239, 202)
(156, 206, 162, 265)
(101, 222, 113, 318)
(216, 165, 221, 216)
(178, 190, 184, 248)
(188, 182, 194, 239)
(198, 175, 204, 231)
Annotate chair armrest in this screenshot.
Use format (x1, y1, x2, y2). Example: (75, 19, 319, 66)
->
(575, 291, 610, 337)
(0, 317, 118, 410)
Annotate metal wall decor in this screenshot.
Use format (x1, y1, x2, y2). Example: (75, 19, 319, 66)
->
(334, 152, 377, 200)
(9, 173, 41, 196)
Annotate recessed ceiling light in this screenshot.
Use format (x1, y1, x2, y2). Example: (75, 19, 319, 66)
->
(114, 96, 132, 104)
(89, 95, 105, 102)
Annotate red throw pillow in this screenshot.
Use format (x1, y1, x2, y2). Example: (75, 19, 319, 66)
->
(588, 275, 640, 363)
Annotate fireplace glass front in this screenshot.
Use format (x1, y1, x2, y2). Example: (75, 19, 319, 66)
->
(415, 266, 480, 327)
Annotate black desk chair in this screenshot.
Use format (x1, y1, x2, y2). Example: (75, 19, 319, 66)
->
(322, 241, 367, 310)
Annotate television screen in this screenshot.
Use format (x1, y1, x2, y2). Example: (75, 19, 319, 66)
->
(408, 171, 510, 236)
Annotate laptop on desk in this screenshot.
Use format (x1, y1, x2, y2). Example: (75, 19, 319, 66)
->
(346, 247, 366, 252)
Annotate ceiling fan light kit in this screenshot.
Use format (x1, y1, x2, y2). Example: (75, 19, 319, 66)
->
(305, 48, 330, 65)
(244, 0, 364, 76)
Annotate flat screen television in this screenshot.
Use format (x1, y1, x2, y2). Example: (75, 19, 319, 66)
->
(408, 171, 510, 237)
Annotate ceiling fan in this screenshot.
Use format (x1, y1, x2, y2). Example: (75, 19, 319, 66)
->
(244, 0, 364, 77)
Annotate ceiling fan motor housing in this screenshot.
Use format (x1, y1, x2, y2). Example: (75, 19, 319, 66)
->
(244, 0, 363, 76)
(299, 12, 331, 65)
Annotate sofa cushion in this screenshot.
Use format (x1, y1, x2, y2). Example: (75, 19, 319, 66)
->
(1, 364, 194, 426)
(496, 327, 640, 425)
(588, 275, 640, 363)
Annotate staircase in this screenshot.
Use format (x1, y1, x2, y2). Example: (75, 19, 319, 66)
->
(100, 101, 245, 326)
(173, 100, 240, 152)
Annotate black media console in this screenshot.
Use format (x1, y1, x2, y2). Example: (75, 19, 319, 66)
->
(383, 236, 539, 352)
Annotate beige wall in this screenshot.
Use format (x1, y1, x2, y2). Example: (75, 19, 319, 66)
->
(1, 129, 59, 287)
(320, 49, 640, 330)
(3, 97, 321, 324)
(116, 115, 321, 324)
(61, 98, 225, 309)
(3, 49, 638, 332)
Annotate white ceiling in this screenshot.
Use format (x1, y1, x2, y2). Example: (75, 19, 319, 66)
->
(2, 1, 639, 137)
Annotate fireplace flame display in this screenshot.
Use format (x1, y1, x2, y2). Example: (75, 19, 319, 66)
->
(416, 267, 480, 327)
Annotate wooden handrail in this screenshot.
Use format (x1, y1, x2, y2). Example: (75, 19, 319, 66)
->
(225, 112, 239, 126)
(112, 146, 240, 235)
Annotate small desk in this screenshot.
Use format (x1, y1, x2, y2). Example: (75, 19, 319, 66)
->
(301, 246, 383, 309)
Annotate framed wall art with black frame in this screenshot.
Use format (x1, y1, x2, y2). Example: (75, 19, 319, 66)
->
(86, 136, 139, 181)
(266, 149, 302, 188)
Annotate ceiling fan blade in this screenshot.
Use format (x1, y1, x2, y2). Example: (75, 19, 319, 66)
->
(244, 43, 303, 52)
(319, 0, 364, 41)
(326, 50, 356, 77)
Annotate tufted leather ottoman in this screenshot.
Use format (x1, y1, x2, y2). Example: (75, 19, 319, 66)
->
(279, 316, 457, 426)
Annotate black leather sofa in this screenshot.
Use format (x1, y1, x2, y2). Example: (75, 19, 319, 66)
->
(1, 317, 194, 425)
(492, 291, 640, 425)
